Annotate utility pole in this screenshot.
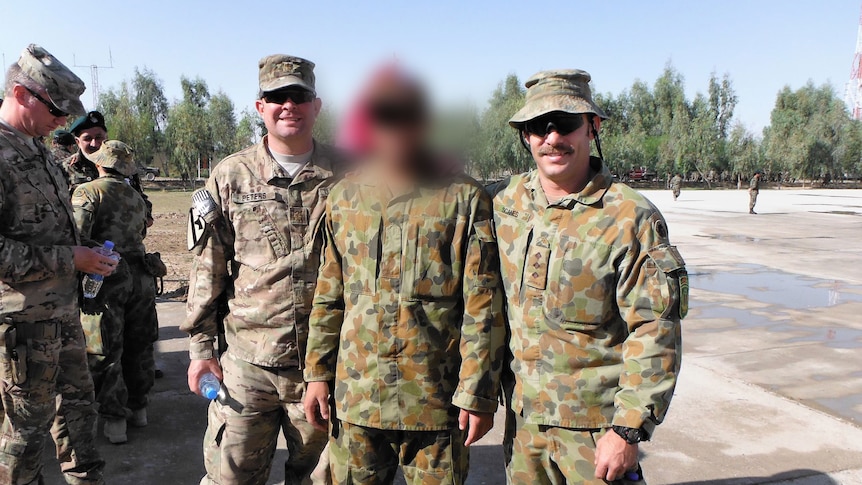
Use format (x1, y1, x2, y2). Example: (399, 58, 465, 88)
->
(846, 5, 862, 120)
(74, 49, 114, 110)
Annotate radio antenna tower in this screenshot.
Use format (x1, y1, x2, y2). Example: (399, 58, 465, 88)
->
(846, 6, 862, 120)
(74, 49, 114, 109)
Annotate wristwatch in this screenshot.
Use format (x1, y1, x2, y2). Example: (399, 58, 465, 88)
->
(612, 425, 649, 444)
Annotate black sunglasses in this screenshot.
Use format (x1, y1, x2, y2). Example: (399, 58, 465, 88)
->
(524, 113, 586, 137)
(263, 89, 316, 106)
(24, 86, 69, 118)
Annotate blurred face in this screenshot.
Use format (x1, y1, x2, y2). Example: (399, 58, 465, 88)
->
(14, 85, 68, 137)
(76, 127, 107, 155)
(525, 112, 598, 185)
(255, 88, 321, 144)
(368, 99, 427, 167)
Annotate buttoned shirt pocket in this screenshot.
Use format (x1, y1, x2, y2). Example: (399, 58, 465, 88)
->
(19, 202, 58, 226)
(409, 216, 465, 300)
(544, 236, 615, 332)
(231, 198, 289, 270)
(340, 209, 379, 296)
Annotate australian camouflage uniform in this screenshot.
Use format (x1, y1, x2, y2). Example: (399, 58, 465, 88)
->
(304, 168, 505, 485)
(670, 175, 682, 199)
(183, 137, 343, 485)
(0, 123, 104, 483)
(749, 175, 760, 212)
(63, 150, 154, 225)
(72, 146, 158, 423)
(493, 161, 686, 485)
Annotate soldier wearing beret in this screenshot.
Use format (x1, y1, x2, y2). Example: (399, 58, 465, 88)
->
(71, 140, 159, 445)
(64, 111, 106, 190)
(491, 70, 686, 484)
(52, 129, 76, 160)
(0, 44, 115, 485)
(182, 54, 344, 485)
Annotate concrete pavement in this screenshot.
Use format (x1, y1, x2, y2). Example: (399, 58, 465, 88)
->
(41, 188, 862, 484)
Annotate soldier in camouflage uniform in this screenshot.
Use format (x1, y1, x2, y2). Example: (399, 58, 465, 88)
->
(304, 72, 504, 485)
(492, 70, 686, 485)
(63, 111, 154, 227)
(670, 173, 682, 201)
(749, 171, 762, 214)
(51, 129, 76, 161)
(0, 44, 117, 485)
(183, 54, 343, 485)
(72, 140, 159, 444)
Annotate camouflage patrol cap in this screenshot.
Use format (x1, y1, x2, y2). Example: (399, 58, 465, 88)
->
(258, 54, 316, 96)
(16, 44, 86, 116)
(509, 69, 608, 127)
(91, 140, 137, 177)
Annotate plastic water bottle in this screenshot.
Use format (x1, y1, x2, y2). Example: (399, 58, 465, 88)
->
(198, 373, 221, 400)
(82, 241, 120, 299)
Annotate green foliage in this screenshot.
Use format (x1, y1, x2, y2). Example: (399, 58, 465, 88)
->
(472, 74, 533, 180)
(763, 82, 862, 181)
(312, 106, 337, 145)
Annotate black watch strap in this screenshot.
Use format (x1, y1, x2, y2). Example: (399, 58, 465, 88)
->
(612, 425, 648, 444)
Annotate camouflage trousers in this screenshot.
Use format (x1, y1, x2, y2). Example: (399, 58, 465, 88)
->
(201, 350, 330, 485)
(672, 187, 681, 200)
(0, 314, 104, 484)
(749, 189, 759, 211)
(329, 420, 468, 485)
(81, 258, 158, 419)
(503, 410, 646, 485)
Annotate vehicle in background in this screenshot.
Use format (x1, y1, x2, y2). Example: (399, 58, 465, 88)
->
(140, 166, 160, 181)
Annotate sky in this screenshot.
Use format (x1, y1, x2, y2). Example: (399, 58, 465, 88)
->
(2, 0, 860, 133)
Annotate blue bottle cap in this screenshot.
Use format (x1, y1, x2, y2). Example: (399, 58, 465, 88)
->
(203, 387, 219, 400)
(103, 240, 114, 250)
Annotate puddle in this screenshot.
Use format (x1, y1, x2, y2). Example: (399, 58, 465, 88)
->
(691, 266, 862, 309)
(689, 265, 862, 423)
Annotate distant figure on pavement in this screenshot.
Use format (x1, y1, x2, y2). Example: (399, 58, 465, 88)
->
(670, 173, 682, 201)
(749, 171, 762, 214)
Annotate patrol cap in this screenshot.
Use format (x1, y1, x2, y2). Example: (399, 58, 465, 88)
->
(53, 129, 75, 146)
(91, 140, 137, 177)
(69, 111, 107, 135)
(15, 44, 86, 117)
(258, 54, 316, 96)
(509, 69, 608, 127)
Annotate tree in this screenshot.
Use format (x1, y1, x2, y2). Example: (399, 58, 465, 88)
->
(235, 107, 263, 149)
(474, 74, 532, 178)
(208, 91, 238, 162)
(312, 106, 337, 145)
(165, 76, 212, 181)
(763, 82, 862, 184)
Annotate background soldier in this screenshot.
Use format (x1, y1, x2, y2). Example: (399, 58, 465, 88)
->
(492, 70, 686, 485)
(64, 110, 154, 227)
(64, 111, 106, 190)
(52, 129, 76, 159)
(670, 172, 682, 201)
(72, 140, 159, 445)
(749, 170, 762, 214)
(0, 44, 117, 485)
(303, 71, 504, 485)
(183, 54, 342, 485)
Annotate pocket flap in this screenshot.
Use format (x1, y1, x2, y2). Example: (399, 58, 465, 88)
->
(648, 245, 685, 274)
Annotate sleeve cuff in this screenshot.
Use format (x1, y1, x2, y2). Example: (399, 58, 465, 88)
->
(189, 337, 215, 360)
(452, 388, 499, 414)
(303, 365, 334, 382)
(612, 409, 657, 436)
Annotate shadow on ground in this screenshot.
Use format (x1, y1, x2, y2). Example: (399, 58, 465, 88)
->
(668, 469, 839, 484)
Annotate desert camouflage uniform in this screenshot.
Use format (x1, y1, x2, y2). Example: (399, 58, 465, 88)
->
(304, 169, 505, 485)
(72, 174, 157, 421)
(749, 175, 760, 212)
(183, 138, 342, 485)
(493, 160, 685, 485)
(0, 122, 104, 484)
(64, 150, 153, 224)
(670, 175, 682, 200)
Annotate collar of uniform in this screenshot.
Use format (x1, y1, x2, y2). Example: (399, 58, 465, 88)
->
(258, 136, 336, 184)
(0, 121, 39, 159)
(527, 157, 612, 208)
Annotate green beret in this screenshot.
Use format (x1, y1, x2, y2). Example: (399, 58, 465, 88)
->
(70, 111, 106, 135)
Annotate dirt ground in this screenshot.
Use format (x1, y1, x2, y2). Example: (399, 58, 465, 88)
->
(144, 189, 196, 299)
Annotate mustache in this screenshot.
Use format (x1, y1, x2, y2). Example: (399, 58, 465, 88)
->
(537, 143, 574, 156)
